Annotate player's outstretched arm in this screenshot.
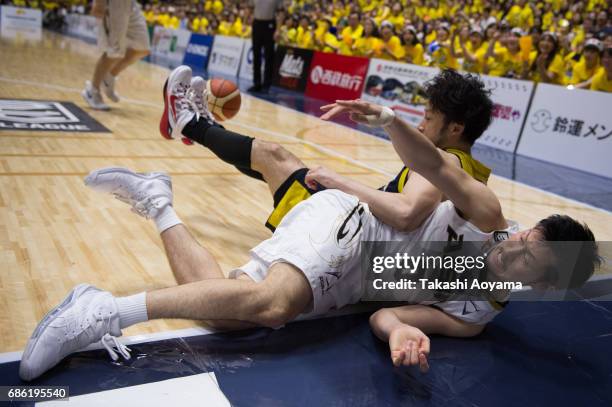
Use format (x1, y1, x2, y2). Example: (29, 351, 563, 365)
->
(321, 100, 505, 232)
(369, 305, 485, 371)
(304, 166, 442, 231)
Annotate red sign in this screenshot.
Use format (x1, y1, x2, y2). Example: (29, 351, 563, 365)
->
(305, 52, 370, 102)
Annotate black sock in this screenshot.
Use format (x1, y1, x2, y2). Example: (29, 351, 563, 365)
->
(182, 117, 264, 181)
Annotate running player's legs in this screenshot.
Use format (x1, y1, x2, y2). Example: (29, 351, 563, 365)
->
(109, 1, 150, 77)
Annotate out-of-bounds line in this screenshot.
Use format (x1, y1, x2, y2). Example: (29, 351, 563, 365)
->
(0, 327, 215, 364)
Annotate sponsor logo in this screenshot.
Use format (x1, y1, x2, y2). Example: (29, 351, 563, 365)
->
(280, 54, 304, 78)
(0, 99, 109, 132)
(309, 65, 362, 91)
(530, 109, 552, 133)
(210, 52, 239, 68)
(186, 43, 209, 57)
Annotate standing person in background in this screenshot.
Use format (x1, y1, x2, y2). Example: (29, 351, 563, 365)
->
(249, 0, 281, 94)
(82, 0, 150, 110)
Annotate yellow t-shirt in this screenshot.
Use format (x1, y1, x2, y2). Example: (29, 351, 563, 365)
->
(353, 36, 383, 58)
(529, 52, 565, 84)
(487, 47, 523, 77)
(462, 42, 488, 73)
(212, 0, 223, 15)
(569, 59, 600, 85)
(296, 26, 314, 50)
(192, 17, 209, 33)
(590, 68, 612, 92)
(218, 21, 231, 36)
(380, 35, 404, 60)
(387, 14, 405, 32)
(339, 25, 364, 56)
(429, 42, 459, 69)
(403, 43, 424, 65)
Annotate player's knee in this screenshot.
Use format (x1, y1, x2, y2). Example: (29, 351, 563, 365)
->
(251, 286, 300, 328)
(260, 141, 289, 163)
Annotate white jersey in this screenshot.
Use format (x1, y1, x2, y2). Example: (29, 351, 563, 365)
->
(232, 190, 517, 324)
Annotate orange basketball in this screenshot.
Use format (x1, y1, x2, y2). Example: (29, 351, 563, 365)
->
(206, 78, 241, 121)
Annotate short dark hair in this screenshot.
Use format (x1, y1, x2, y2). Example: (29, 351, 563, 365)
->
(536, 215, 601, 289)
(424, 69, 493, 145)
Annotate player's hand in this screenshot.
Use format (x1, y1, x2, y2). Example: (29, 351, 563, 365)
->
(320, 99, 384, 124)
(304, 165, 343, 190)
(389, 325, 430, 372)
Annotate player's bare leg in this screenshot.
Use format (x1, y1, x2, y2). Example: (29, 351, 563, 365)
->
(20, 262, 312, 381)
(250, 139, 307, 196)
(109, 48, 150, 77)
(92, 53, 121, 91)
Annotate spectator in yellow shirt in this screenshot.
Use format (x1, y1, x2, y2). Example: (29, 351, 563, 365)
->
(401, 25, 424, 65)
(484, 28, 524, 78)
(387, 2, 405, 32)
(589, 47, 612, 92)
(314, 19, 341, 53)
(342, 13, 364, 43)
(296, 16, 314, 50)
(352, 18, 382, 58)
(428, 23, 459, 69)
(524, 32, 565, 84)
(379, 20, 404, 60)
(570, 39, 603, 88)
(455, 27, 487, 73)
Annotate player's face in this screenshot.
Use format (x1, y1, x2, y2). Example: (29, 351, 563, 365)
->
(485, 229, 555, 288)
(418, 105, 448, 146)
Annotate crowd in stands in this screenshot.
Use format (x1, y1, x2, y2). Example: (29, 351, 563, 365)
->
(5, 0, 611, 91)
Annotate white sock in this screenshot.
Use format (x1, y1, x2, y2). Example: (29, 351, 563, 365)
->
(154, 205, 182, 233)
(115, 292, 148, 329)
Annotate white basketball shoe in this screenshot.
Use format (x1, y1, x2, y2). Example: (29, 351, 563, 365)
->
(20, 284, 129, 381)
(101, 73, 120, 103)
(159, 65, 194, 140)
(84, 167, 173, 219)
(81, 81, 110, 111)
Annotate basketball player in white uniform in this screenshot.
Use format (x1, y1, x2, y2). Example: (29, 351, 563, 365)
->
(81, 0, 150, 110)
(20, 101, 599, 381)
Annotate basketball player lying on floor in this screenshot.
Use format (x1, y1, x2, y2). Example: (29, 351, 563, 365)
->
(165, 68, 492, 234)
(20, 104, 599, 382)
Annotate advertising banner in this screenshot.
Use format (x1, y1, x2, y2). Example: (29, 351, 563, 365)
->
(238, 39, 266, 81)
(207, 35, 244, 77)
(272, 46, 314, 92)
(516, 83, 612, 178)
(151, 26, 191, 65)
(182, 33, 214, 71)
(477, 75, 534, 152)
(1, 5, 42, 40)
(64, 13, 98, 41)
(305, 52, 369, 102)
(360, 58, 437, 126)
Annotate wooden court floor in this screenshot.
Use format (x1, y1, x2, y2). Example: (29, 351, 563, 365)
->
(1, 31, 611, 352)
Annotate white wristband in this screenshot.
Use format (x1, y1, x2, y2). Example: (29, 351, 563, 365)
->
(364, 106, 396, 127)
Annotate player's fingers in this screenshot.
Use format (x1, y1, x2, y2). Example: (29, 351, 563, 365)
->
(403, 341, 413, 367)
(409, 341, 420, 366)
(336, 99, 370, 112)
(319, 103, 337, 111)
(320, 105, 348, 121)
(391, 350, 405, 367)
(419, 336, 431, 356)
(419, 353, 430, 373)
